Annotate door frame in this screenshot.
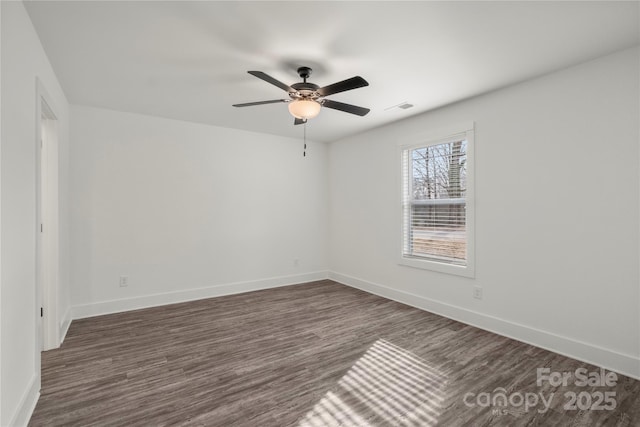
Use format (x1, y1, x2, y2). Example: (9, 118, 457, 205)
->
(35, 78, 60, 353)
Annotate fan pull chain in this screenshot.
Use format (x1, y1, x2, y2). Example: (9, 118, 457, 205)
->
(303, 122, 307, 157)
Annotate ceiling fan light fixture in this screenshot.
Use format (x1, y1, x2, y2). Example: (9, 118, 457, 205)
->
(288, 99, 321, 120)
(233, 68, 369, 124)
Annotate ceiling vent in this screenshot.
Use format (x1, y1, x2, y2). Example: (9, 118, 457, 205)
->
(384, 101, 414, 111)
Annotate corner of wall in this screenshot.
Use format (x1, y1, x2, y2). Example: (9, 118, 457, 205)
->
(59, 306, 72, 345)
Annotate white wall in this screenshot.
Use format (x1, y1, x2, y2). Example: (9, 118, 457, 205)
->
(1, 2, 70, 425)
(328, 47, 640, 378)
(69, 106, 328, 316)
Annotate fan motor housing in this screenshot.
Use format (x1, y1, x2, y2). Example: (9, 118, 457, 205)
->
(290, 82, 320, 99)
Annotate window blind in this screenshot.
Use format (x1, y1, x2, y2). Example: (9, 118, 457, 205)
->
(402, 137, 468, 266)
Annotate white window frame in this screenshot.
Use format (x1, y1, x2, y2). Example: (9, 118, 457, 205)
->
(397, 123, 475, 278)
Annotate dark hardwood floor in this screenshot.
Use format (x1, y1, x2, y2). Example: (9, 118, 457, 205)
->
(29, 280, 640, 426)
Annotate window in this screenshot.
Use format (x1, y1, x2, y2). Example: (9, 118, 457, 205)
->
(400, 125, 474, 277)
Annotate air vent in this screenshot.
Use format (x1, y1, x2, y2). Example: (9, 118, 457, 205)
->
(384, 101, 414, 111)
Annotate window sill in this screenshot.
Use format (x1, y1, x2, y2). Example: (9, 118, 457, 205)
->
(398, 256, 475, 278)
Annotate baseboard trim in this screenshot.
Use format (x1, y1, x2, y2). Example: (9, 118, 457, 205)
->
(59, 307, 72, 345)
(72, 271, 329, 320)
(8, 374, 40, 427)
(329, 271, 640, 380)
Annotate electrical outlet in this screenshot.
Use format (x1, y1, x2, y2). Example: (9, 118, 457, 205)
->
(473, 286, 483, 300)
(119, 275, 129, 287)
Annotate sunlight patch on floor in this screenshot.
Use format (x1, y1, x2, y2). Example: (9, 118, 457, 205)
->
(298, 339, 447, 426)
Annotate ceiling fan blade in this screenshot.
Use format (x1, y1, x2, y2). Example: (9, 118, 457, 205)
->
(317, 76, 369, 97)
(322, 99, 370, 116)
(232, 99, 288, 107)
(294, 118, 307, 125)
(248, 71, 294, 92)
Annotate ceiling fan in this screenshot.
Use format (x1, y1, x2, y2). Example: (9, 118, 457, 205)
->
(233, 66, 370, 125)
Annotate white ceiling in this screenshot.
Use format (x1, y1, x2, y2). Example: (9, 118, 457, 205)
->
(25, 1, 639, 142)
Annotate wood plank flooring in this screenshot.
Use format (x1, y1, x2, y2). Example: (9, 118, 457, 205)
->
(29, 280, 640, 426)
